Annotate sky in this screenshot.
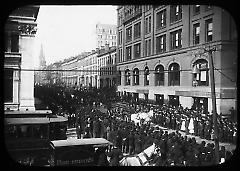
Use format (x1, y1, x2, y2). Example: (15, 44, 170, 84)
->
(33, 5, 117, 67)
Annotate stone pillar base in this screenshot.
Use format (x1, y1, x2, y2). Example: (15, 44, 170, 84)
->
(19, 106, 36, 111)
(19, 98, 35, 111)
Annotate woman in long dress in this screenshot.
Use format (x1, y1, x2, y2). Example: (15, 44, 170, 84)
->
(180, 117, 185, 131)
(188, 117, 194, 134)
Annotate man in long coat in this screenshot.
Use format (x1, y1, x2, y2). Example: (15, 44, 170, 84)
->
(107, 146, 123, 166)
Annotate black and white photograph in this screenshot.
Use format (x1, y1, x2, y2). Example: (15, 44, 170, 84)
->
(4, 5, 237, 167)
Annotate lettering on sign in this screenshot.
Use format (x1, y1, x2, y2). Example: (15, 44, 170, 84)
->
(56, 157, 94, 165)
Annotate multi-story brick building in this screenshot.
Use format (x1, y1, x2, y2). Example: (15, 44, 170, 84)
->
(96, 23, 117, 48)
(4, 6, 40, 111)
(116, 5, 237, 114)
(97, 44, 117, 88)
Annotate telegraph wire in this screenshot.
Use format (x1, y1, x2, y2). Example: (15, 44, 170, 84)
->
(7, 67, 234, 73)
(6, 67, 236, 83)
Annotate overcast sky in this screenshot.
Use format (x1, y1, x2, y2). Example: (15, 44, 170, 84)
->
(33, 5, 117, 67)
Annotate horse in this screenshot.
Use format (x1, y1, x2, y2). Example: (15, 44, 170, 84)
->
(119, 143, 161, 166)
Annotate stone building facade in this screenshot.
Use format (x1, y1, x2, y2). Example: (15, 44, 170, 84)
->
(116, 5, 237, 114)
(4, 6, 40, 111)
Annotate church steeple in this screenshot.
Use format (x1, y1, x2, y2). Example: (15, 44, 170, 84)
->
(39, 43, 46, 69)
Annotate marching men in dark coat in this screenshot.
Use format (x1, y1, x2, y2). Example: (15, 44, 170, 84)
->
(107, 146, 123, 166)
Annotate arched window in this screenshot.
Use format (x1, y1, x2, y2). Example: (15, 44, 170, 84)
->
(118, 70, 121, 85)
(144, 67, 150, 86)
(168, 63, 180, 86)
(192, 59, 209, 86)
(133, 68, 139, 85)
(155, 65, 164, 86)
(125, 69, 131, 85)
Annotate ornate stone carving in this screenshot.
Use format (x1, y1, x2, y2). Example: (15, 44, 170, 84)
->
(18, 24, 37, 35)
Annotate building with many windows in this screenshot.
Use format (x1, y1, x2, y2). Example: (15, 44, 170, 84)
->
(116, 5, 237, 114)
(96, 23, 117, 48)
(59, 52, 91, 87)
(84, 50, 99, 88)
(4, 6, 40, 111)
(97, 45, 117, 88)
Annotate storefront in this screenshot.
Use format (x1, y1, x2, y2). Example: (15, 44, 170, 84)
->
(192, 97, 208, 113)
(168, 95, 179, 107)
(155, 94, 164, 106)
(133, 93, 139, 103)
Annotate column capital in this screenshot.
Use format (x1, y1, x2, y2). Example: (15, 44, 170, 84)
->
(18, 23, 37, 35)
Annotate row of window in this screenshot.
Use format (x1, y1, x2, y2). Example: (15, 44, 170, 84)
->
(98, 34, 117, 40)
(100, 66, 116, 76)
(119, 17, 213, 62)
(122, 28, 182, 61)
(125, 43, 141, 61)
(97, 28, 117, 34)
(118, 5, 213, 49)
(121, 5, 183, 44)
(98, 54, 116, 67)
(118, 59, 209, 87)
(98, 41, 116, 47)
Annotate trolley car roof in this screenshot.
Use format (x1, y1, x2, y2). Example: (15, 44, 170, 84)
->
(51, 138, 113, 148)
(49, 116, 68, 123)
(5, 117, 50, 125)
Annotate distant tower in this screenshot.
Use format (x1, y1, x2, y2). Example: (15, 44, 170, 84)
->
(35, 44, 47, 84)
(39, 44, 46, 69)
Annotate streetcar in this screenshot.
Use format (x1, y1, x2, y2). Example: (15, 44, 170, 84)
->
(4, 116, 51, 166)
(4, 110, 68, 166)
(49, 115, 68, 140)
(49, 138, 113, 166)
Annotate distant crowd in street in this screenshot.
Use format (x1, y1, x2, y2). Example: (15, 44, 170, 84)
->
(35, 84, 236, 166)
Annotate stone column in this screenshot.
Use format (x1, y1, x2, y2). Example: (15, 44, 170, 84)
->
(18, 24, 37, 111)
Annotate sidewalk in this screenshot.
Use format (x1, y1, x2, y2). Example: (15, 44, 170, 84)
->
(152, 123, 236, 152)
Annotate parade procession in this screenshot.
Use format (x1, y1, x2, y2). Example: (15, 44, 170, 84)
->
(4, 5, 237, 167)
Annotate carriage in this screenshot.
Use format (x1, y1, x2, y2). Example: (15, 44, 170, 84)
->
(49, 138, 113, 166)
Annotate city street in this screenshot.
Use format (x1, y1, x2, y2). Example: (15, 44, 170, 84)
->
(4, 5, 237, 167)
(66, 104, 236, 153)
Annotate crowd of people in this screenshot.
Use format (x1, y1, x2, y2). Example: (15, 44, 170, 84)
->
(150, 104, 237, 144)
(34, 84, 236, 166)
(72, 104, 235, 166)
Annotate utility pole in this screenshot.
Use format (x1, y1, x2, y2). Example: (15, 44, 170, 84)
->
(204, 46, 219, 164)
